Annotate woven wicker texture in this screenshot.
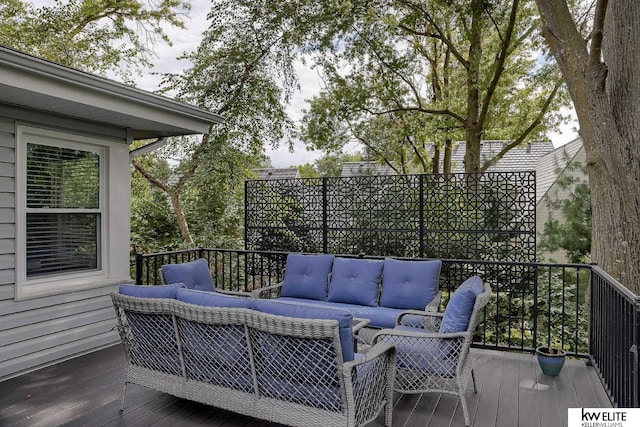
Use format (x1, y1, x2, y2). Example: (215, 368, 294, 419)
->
(373, 282, 492, 426)
(111, 293, 396, 427)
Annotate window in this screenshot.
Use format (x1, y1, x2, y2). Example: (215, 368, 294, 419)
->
(25, 143, 102, 277)
(15, 125, 131, 300)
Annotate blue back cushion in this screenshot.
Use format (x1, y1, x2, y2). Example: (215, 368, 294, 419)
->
(176, 288, 253, 308)
(119, 283, 184, 299)
(161, 258, 215, 292)
(328, 258, 383, 307)
(280, 254, 334, 301)
(380, 258, 441, 310)
(252, 299, 355, 362)
(440, 276, 484, 333)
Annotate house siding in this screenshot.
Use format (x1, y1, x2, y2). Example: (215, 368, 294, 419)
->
(0, 115, 123, 382)
(535, 140, 587, 263)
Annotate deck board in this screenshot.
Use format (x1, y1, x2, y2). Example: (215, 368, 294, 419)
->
(0, 345, 611, 427)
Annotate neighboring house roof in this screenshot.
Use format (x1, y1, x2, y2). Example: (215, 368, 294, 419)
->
(0, 45, 223, 139)
(443, 140, 554, 173)
(535, 137, 585, 204)
(252, 167, 300, 180)
(341, 162, 396, 177)
(342, 141, 553, 176)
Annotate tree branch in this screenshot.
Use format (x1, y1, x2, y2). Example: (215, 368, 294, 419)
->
(480, 79, 563, 172)
(479, 0, 519, 128)
(589, 0, 608, 65)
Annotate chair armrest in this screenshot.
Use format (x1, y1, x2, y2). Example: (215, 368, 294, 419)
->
(343, 342, 397, 424)
(397, 310, 444, 330)
(251, 282, 283, 299)
(372, 327, 470, 343)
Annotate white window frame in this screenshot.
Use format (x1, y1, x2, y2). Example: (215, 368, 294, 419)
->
(15, 125, 130, 300)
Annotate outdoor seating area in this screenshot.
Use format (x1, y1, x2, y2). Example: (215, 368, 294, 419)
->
(108, 253, 494, 426)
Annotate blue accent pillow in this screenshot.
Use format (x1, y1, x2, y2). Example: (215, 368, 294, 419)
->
(176, 288, 253, 308)
(161, 258, 215, 292)
(439, 276, 485, 333)
(280, 254, 334, 301)
(252, 299, 355, 362)
(380, 258, 441, 310)
(328, 258, 383, 307)
(119, 283, 184, 299)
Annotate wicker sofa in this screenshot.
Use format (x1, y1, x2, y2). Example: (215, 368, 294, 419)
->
(253, 254, 442, 334)
(112, 284, 397, 427)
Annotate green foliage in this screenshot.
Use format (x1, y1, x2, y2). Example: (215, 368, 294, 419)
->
(313, 152, 364, 177)
(462, 264, 589, 353)
(0, 0, 189, 79)
(298, 0, 570, 172)
(539, 163, 591, 263)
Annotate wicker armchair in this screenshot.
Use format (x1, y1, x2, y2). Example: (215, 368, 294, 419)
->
(372, 278, 492, 426)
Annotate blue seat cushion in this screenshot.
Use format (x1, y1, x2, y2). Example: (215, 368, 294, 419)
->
(380, 258, 441, 310)
(280, 254, 334, 301)
(176, 288, 253, 308)
(161, 258, 215, 292)
(328, 258, 383, 307)
(440, 276, 484, 333)
(380, 326, 455, 376)
(252, 299, 354, 362)
(119, 283, 185, 299)
(277, 297, 402, 329)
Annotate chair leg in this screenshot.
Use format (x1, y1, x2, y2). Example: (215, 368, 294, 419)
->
(120, 382, 128, 411)
(471, 368, 477, 393)
(460, 395, 471, 426)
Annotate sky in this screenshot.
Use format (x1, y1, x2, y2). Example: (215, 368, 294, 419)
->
(34, 0, 579, 168)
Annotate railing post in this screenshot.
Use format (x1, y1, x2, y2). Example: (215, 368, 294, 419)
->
(419, 174, 424, 258)
(532, 264, 539, 350)
(634, 299, 640, 408)
(322, 177, 328, 254)
(135, 253, 143, 286)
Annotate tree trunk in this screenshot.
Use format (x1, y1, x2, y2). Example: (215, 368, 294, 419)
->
(170, 192, 195, 245)
(535, 0, 640, 293)
(443, 139, 452, 174)
(464, 0, 483, 173)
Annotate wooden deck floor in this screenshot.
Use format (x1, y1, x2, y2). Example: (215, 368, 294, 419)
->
(0, 345, 611, 427)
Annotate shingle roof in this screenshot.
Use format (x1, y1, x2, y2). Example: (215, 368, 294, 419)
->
(252, 167, 300, 180)
(443, 140, 554, 173)
(535, 137, 584, 203)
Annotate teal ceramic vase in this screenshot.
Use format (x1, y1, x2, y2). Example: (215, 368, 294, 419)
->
(536, 346, 566, 376)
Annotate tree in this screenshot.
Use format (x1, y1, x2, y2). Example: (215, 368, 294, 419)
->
(534, 0, 640, 292)
(132, 0, 328, 244)
(540, 177, 591, 263)
(299, 0, 569, 173)
(0, 0, 189, 79)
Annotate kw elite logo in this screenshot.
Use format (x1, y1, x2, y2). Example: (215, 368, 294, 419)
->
(568, 408, 639, 427)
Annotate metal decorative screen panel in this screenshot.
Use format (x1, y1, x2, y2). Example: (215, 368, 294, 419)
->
(245, 171, 536, 262)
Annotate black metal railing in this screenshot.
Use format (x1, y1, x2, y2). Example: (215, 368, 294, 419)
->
(135, 248, 590, 355)
(135, 248, 289, 292)
(590, 266, 640, 407)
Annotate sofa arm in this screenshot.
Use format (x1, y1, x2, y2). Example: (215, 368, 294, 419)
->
(251, 282, 283, 299)
(343, 342, 397, 427)
(425, 291, 442, 312)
